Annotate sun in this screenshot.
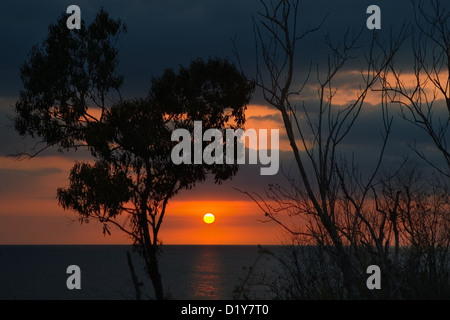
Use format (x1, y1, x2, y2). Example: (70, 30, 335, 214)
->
(203, 213, 215, 224)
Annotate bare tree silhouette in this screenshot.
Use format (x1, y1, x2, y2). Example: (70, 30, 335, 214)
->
(235, 0, 449, 299)
(379, 0, 450, 177)
(245, 0, 404, 299)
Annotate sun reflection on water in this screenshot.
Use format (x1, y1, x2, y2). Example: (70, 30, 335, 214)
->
(187, 246, 223, 299)
(160, 245, 267, 299)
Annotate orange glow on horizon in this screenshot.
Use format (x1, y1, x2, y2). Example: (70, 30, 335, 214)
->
(290, 69, 449, 107)
(159, 199, 288, 245)
(0, 103, 292, 245)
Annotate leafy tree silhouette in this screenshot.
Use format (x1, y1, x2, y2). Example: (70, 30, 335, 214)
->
(15, 9, 254, 299)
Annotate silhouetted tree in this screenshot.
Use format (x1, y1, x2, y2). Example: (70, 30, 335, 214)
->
(14, 9, 254, 299)
(236, 0, 449, 300)
(247, 0, 406, 299)
(380, 0, 450, 177)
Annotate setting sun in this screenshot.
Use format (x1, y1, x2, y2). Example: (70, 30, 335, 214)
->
(203, 213, 215, 224)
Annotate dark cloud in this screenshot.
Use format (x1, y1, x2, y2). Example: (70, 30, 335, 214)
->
(0, 0, 420, 99)
(0, 166, 64, 197)
(0, 0, 445, 198)
(248, 113, 282, 123)
(0, 167, 62, 176)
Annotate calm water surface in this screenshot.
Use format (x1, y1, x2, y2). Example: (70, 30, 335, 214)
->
(0, 245, 278, 299)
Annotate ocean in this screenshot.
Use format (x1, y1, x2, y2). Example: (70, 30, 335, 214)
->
(0, 245, 277, 300)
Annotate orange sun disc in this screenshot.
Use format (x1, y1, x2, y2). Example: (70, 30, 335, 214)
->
(203, 213, 215, 224)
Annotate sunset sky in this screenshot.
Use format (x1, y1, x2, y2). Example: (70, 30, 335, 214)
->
(0, 0, 446, 245)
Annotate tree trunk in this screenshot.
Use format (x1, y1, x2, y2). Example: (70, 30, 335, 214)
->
(127, 250, 142, 300)
(139, 195, 165, 300)
(146, 245, 164, 300)
(322, 213, 361, 299)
